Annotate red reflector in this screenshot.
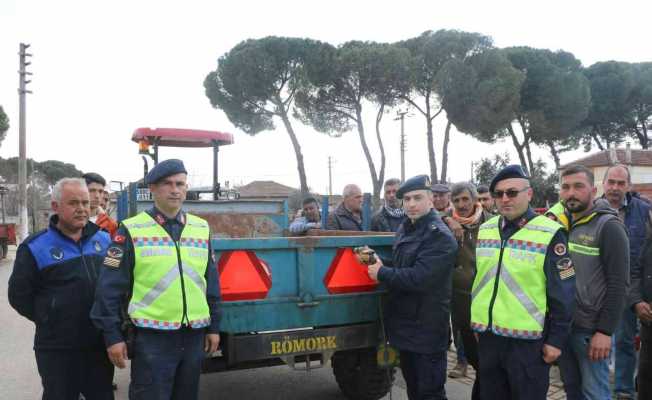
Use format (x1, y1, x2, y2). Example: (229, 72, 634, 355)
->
(323, 248, 379, 294)
(218, 250, 272, 301)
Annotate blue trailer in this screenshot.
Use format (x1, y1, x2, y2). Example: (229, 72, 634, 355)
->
(117, 185, 396, 400)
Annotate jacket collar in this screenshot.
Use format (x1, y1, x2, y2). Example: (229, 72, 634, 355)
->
(48, 214, 98, 243)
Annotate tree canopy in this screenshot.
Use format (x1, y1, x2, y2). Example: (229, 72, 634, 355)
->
(0, 106, 8, 147)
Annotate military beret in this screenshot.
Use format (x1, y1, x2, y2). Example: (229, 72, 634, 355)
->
(82, 172, 106, 187)
(397, 174, 431, 199)
(430, 183, 450, 193)
(145, 159, 188, 185)
(489, 164, 529, 193)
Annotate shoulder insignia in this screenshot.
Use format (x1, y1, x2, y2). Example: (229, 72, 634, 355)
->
(106, 246, 124, 259)
(114, 234, 126, 244)
(430, 222, 439, 232)
(556, 257, 575, 280)
(553, 243, 567, 256)
(94, 240, 102, 253)
(103, 257, 121, 268)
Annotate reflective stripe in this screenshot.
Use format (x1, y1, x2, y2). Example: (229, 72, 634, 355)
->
(520, 224, 559, 234)
(499, 267, 546, 326)
(472, 264, 498, 300)
(569, 242, 600, 256)
(479, 223, 499, 230)
(128, 265, 179, 314)
(183, 263, 207, 294)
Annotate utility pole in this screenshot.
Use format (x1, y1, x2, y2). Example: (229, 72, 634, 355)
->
(327, 156, 335, 196)
(395, 110, 408, 181)
(18, 43, 32, 242)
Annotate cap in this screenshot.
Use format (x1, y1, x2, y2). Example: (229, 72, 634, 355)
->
(397, 175, 431, 199)
(430, 183, 450, 193)
(82, 172, 106, 187)
(489, 164, 529, 193)
(145, 159, 188, 185)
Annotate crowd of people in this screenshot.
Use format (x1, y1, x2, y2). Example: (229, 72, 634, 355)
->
(290, 164, 651, 400)
(6, 159, 652, 400)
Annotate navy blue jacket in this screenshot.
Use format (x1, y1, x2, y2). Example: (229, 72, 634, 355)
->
(91, 208, 221, 348)
(622, 193, 651, 274)
(8, 216, 111, 350)
(377, 210, 458, 354)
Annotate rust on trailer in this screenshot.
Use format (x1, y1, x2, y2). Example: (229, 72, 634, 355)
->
(304, 229, 394, 237)
(195, 213, 281, 238)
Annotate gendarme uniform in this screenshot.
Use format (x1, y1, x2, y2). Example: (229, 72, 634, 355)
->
(470, 165, 575, 400)
(91, 159, 221, 400)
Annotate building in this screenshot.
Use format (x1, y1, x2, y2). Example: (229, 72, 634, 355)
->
(559, 144, 652, 199)
(236, 180, 298, 200)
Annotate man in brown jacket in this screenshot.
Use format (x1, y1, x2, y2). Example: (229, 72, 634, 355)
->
(443, 182, 492, 400)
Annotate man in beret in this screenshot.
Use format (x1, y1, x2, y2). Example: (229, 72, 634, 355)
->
(83, 172, 118, 237)
(91, 159, 221, 400)
(470, 165, 575, 400)
(362, 174, 458, 399)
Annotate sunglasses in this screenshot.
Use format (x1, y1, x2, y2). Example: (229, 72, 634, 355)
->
(491, 187, 529, 199)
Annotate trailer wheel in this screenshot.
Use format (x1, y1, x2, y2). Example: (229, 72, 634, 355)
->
(332, 348, 394, 400)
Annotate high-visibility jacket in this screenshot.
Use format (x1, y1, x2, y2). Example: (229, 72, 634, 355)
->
(544, 202, 569, 230)
(123, 212, 211, 330)
(471, 215, 561, 339)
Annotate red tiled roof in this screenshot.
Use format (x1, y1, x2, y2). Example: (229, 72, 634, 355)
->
(559, 149, 652, 169)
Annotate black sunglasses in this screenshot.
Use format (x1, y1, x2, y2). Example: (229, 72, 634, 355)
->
(491, 187, 529, 199)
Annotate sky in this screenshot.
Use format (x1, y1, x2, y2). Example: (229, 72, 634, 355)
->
(1, 0, 651, 195)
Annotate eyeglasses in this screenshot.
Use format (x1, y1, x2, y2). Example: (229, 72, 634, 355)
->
(491, 187, 529, 199)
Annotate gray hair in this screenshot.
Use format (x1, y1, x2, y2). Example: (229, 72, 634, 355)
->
(450, 182, 478, 201)
(342, 184, 361, 198)
(52, 178, 87, 202)
(603, 164, 631, 185)
(384, 178, 401, 188)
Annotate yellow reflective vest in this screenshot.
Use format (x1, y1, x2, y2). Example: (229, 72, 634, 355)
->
(123, 212, 211, 330)
(471, 215, 561, 339)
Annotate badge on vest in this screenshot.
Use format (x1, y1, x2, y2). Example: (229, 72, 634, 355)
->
(557, 257, 575, 280)
(103, 257, 120, 268)
(94, 241, 102, 253)
(107, 246, 124, 258)
(114, 234, 126, 244)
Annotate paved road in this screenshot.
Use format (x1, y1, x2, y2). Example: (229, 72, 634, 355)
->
(0, 247, 472, 399)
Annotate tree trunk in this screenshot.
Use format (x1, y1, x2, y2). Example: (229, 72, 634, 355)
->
(355, 107, 380, 199)
(440, 120, 452, 183)
(524, 138, 535, 176)
(277, 103, 309, 193)
(591, 129, 605, 151)
(374, 105, 387, 204)
(507, 124, 529, 175)
(546, 141, 561, 170)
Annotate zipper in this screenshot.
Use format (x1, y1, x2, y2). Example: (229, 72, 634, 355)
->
(173, 240, 189, 326)
(79, 242, 94, 284)
(486, 239, 507, 331)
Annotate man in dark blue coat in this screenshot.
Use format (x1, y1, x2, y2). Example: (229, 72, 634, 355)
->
(8, 178, 114, 400)
(364, 175, 458, 400)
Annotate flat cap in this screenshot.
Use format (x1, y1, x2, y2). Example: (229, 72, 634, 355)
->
(145, 159, 187, 185)
(397, 174, 431, 199)
(489, 164, 529, 193)
(82, 172, 106, 187)
(430, 183, 450, 193)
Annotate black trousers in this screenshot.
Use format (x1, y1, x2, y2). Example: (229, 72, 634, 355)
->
(640, 322, 652, 400)
(399, 350, 448, 400)
(451, 292, 480, 399)
(477, 332, 550, 400)
(35, 349, 114, 400)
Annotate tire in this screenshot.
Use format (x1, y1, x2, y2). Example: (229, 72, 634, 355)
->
(332, 348, 395, 400)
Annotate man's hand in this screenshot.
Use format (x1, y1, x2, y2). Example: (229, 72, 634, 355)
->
(542, 344, 562, 364)
(107, 342, 128, 369)
(588, 332, 612, 361)
(205, 333, 220, 354)
(367, 259, 383, 282)
(444, 217, 464, 242)
(635, 302, 652, 322)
